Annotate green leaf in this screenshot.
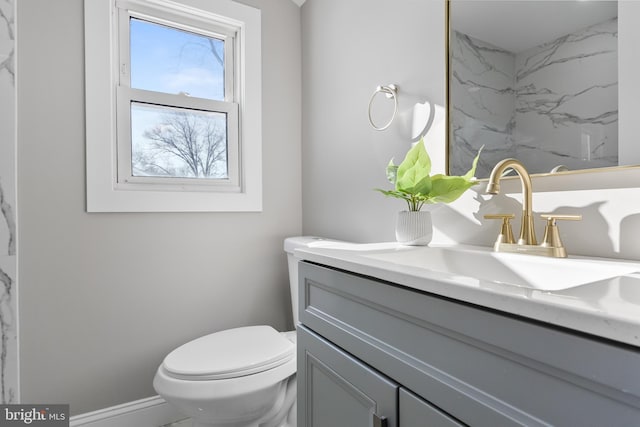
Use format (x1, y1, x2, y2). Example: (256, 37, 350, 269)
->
(375, 138, 481, 210)
(374, 188, 408, 200)
(405, 174, 432, 196)
(463, 145, 484, 180)
(395, 138, 431, 192)
(385, 159, 398, 184)
(428, 174, 479, 204)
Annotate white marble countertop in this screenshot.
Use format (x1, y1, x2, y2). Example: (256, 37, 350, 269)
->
(295, 241, 640, 348)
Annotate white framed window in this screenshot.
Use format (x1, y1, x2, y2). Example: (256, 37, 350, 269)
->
(85, 0, 262, 212)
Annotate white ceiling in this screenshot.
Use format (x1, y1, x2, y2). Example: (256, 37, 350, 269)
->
(290, 0, 306, 7)
(451, 1, 617, 53)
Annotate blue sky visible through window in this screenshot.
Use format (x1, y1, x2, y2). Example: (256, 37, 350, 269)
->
(130, 18, 225, 100)
(129, 18, 228, 179)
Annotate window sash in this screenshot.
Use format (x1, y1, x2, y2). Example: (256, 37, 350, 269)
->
(116, 86, 240, 191)
(118, 7, 236, 103)
(115, 4, 240, 192)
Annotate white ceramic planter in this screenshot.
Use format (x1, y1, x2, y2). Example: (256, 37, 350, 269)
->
(395, 210, 433, 246)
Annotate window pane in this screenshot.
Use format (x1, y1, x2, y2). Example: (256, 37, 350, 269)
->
(130, 18, 225, 101)
(131, 103, 228, 179)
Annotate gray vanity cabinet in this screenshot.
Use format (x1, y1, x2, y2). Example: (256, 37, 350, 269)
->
(297, 261, 640, 427)
(297, 325, 463, 427)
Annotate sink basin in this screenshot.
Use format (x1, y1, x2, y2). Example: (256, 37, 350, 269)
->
(359, 245, 640, 291)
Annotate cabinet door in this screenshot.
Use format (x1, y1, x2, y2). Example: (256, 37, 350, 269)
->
(400, 388, 465, 427)
(298, 326, 398, 427)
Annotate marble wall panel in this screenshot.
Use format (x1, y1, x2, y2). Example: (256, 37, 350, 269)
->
(0, 0, 17, 404)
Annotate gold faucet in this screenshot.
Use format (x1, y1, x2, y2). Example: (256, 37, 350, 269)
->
(484, 159, 581, 258)
(486, 159, 537, 245)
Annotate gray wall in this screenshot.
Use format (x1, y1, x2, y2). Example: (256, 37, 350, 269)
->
(301, 0, 444, 243)
(301, 0, 640, 261)
(17, 0, 302, 415)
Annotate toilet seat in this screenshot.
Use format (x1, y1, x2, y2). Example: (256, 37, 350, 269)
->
(162, 325, 295, 381)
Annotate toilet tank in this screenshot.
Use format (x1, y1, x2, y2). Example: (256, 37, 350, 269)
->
(284, 237, 339, 327)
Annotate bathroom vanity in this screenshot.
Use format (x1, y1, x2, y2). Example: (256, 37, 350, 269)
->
(295, 243, 640, 427)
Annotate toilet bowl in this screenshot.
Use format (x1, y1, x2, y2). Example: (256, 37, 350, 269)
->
(154, 326, 297, 427)
(154, 237, 330, 427)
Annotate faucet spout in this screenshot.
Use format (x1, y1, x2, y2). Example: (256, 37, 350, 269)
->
(487, 159, 537, 245)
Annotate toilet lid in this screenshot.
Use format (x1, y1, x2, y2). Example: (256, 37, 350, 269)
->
(162, 325, 295, 380)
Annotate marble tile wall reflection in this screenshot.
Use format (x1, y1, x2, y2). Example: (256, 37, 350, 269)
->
(450, 31, 516, 177)
(515, 18, 618, 173)
(0, 0, 17, 404)
(451, 18, 618, 178)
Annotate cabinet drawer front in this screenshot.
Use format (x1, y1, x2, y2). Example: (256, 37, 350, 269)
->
(297, 326, 398, 427)
(299, 262, 640, 427)
(400, 388, 465, 427)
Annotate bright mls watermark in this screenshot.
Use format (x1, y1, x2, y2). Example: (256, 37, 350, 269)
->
(0, 405, 69, 426)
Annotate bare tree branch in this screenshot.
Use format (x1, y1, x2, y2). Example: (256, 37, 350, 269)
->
(207, 39, 223, 67)
(140, 111, 227, 178)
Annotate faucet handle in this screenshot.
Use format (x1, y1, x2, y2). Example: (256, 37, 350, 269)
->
(539, 214, 582, 257)
(484, 214, 516, 246)
(540, 214, 582, 223)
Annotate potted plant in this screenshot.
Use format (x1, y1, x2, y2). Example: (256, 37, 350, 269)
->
(376, 137, 481, 245)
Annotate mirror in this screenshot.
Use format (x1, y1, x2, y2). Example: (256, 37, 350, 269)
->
(447, 0, 620, 179)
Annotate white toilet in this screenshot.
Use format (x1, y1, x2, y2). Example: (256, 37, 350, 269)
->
(153, 237, 325, 427)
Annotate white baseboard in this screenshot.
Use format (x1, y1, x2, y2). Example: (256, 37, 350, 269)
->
(69, 395, 185, 427)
